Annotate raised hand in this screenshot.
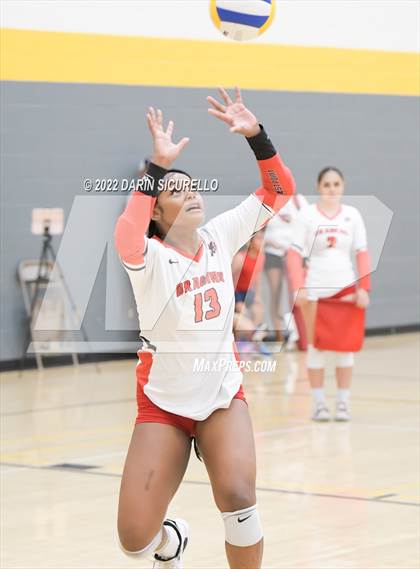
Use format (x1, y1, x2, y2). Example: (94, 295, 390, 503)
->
(207, 87, 260, 137)
(146, 107, 189, 169)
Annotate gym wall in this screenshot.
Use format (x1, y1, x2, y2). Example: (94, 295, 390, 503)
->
(1, 1, 419, 361)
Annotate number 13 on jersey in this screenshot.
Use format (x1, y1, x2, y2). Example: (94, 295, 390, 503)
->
(194, 288, 221, 322)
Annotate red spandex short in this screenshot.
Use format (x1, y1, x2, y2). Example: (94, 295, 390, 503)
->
(135, 352, 246, 437)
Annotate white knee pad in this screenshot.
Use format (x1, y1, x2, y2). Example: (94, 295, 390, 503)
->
(222, 505, 263, 547)
(307, 344, 325, 369)
(119, 529, 162, 559)
(336, 352, 354, 367)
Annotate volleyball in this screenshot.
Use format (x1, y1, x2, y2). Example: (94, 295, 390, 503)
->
(210, 0, 276, 42)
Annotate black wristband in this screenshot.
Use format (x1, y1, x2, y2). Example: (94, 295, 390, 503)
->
(246, 124, 276, 160)
(135, 161, 168, 197)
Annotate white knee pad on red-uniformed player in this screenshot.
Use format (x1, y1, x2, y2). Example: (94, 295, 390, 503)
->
(119, 518, 186, 562)
(335, 352, 354, 367)
(307, 344, 325, 369)
(119, 529, 162, 560)
(222, 505, 263, 547)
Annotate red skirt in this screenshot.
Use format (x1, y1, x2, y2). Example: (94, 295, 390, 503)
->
(314, 286, 365, 352)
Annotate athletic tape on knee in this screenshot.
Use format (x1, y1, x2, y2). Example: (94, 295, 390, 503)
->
(307, 344, 325, 369)
(119, 528, 162, 559)
(222, 505, 263, 547)
(336, 352, 354, 367)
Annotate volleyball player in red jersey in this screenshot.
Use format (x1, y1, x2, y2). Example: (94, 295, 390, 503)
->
(114, 88, 295, 568)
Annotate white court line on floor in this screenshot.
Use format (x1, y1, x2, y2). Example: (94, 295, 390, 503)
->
(256, 422, 419, 437)
(2, 423, 416, 469)
(58, 450, 127, 463)
(255, 425, 312, 437)
(356, 422, 419, 433)
(1, 465, 31, 475)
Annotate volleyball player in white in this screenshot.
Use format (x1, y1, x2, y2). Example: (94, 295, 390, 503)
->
(115, 88, 295, 568)
(288, 167, 371, 422)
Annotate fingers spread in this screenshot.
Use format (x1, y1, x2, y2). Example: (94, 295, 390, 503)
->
(148, 106, 156, 123)
(176, 137, 190, 151)
(146, 112, 156, 134)
(218, 86, 233, 106)
(207, 95, 226, 113)
(208, 108, 234, 125)
(166, 119, 174, 138)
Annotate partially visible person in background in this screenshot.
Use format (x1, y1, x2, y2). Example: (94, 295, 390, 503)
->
(288, 167, 371, 422)
(232, 230, 268, 351)
(264, 193, 308, 344)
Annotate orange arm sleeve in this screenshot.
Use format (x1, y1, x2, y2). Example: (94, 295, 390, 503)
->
(245, 125, 295, 213)
(254, 153, 296, 212)
(114, 161, 166, 265)
(114, 193, 156, 265)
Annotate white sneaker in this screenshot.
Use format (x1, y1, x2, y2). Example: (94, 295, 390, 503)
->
(335, 401, 351, 422)
(153, 519, 189, 569)
(312, 404, 331, 422)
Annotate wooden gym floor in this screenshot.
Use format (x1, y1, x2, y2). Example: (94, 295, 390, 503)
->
(1, 333, 419, 568)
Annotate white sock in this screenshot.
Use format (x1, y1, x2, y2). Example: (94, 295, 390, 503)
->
(312, 388, 326, 406)
(337, 389, 350, 405)
(155, 522, 181, 560)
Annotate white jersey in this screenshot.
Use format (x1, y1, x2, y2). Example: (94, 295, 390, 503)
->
(124, 195, 274, 420)
(264, 194, 308, 257)
(291, 203, 368, 298)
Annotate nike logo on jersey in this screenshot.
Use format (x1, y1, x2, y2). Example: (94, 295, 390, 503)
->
(169, 259, 179, 264)
(238, 515, 252, 523)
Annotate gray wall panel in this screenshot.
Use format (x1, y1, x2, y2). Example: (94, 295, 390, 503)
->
(1, 82, 419, 360)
